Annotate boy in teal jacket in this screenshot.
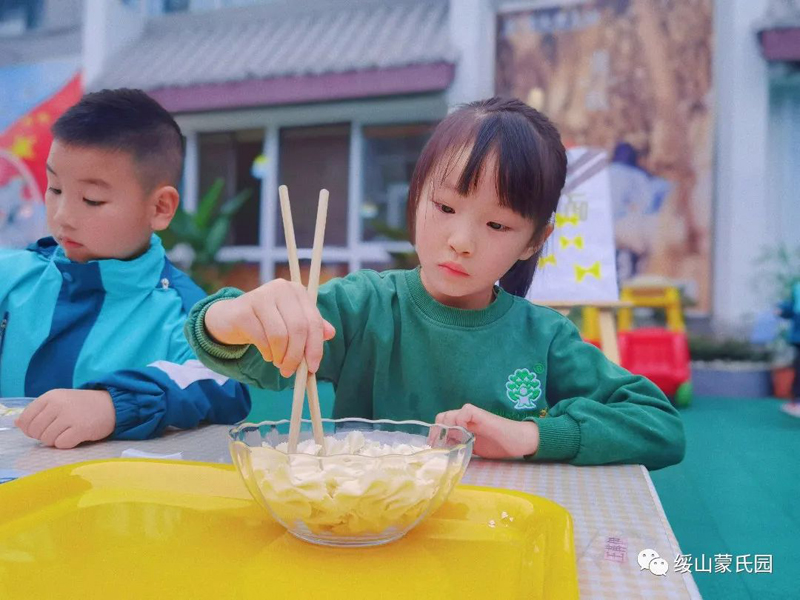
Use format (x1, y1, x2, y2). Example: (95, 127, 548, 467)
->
(2, 89, 249, 448)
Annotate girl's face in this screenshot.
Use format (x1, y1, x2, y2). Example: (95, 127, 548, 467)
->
(414, 152, 545, 309)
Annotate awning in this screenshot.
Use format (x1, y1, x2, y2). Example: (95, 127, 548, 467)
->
(758, 0, 800, 61)
(91, 0, 456, 112)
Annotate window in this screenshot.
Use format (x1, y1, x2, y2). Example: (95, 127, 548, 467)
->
(0, 0, 43, 35)
(184, 98, 446, 282)
(277, 124, 350, 248)
(198, 129, 263, 247)
(361, 123, 434, 242)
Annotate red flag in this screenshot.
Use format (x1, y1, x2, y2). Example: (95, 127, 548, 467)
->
(0, 74, 82, 202)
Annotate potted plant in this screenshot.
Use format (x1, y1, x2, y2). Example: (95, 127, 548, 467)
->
(754, 244, 800, 398)
(770, 337, 795, 399)
(158, 179, 252, 293)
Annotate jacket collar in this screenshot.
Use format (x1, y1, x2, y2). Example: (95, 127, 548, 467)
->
(29, 235, 167, 295)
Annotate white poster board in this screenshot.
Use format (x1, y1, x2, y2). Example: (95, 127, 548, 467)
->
(526, 147, 619, 303)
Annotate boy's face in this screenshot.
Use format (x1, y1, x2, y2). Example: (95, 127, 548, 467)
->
(414, 151, 547, 310)
(45, 140, 174, 262)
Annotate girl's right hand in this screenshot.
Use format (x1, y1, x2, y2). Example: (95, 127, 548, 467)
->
(203, 279, 336, 377)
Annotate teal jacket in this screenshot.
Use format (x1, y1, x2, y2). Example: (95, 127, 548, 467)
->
(0, 235, 249, 439)
(779, 282, 800, 345)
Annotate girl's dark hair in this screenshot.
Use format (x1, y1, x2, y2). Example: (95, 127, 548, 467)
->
(407, 97, 567, 297)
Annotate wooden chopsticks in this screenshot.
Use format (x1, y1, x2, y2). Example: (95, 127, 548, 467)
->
(278, 184, 328, 454)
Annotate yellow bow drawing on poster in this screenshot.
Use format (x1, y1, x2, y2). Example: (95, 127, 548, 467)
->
(575, 261, 601, 283)
(538, 254, 557, 268)
(559, 235, 584, 250)
(555, 214, 579, 228)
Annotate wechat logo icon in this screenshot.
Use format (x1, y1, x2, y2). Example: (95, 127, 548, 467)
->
(638, 549, 669, 576)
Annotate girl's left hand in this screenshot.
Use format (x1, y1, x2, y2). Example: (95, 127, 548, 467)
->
(435, 403, 539, 459)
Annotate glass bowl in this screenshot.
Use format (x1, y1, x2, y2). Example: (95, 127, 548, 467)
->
(229, 418, 474, 547)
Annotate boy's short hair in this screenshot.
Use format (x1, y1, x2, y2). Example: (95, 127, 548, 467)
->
(52, 88, 185, 190)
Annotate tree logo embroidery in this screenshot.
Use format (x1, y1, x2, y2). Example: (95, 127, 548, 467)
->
(505, 368, 542, 410)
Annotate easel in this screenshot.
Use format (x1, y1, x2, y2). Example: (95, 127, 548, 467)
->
(536, 300, 632, 365)
(617, 282, 685, 332)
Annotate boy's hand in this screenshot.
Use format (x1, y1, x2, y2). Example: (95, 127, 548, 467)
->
(435, 403, 540, 459)
(204, 279, 336, 377)
(15, 389, 116, 449)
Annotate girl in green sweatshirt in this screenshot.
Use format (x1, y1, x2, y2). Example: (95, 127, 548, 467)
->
(186, 97, 685, 470)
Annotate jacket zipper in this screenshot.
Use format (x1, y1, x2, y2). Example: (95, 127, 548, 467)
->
(0, 312, 7, 396)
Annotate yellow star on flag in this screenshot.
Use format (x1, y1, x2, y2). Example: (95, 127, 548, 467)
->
(37, 112, 51, 124)
(10, 135, 36, 160)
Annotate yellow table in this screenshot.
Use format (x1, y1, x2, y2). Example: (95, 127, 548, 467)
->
(0, 425, 700, 599)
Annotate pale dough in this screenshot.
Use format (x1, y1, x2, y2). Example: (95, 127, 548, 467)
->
(246, 431, 465, 535)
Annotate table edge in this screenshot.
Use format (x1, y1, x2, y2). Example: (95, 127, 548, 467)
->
(639, 465, 703, 600)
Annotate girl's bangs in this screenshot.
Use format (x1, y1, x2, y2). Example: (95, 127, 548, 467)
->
(423, 113, 552, 222)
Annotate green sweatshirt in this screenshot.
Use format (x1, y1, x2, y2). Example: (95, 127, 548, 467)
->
(186, 268, 684, 470)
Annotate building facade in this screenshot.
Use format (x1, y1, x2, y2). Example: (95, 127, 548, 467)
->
(1, 0, 797, 327)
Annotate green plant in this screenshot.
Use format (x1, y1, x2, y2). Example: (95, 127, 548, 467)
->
(370, 220, 419, 270)
(752, 244, 800, 366)
(688, 334, 771, 363)
(158, 178, 252, 291)
(754, 244, 800, 303)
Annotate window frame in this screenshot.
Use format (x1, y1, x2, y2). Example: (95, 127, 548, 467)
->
(178, 94, 447, 282)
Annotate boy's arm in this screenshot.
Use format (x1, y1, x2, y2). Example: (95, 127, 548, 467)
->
(185, 274, 374, 391)
(82, 356, 251, 440)
(529, 320, 685, 470)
